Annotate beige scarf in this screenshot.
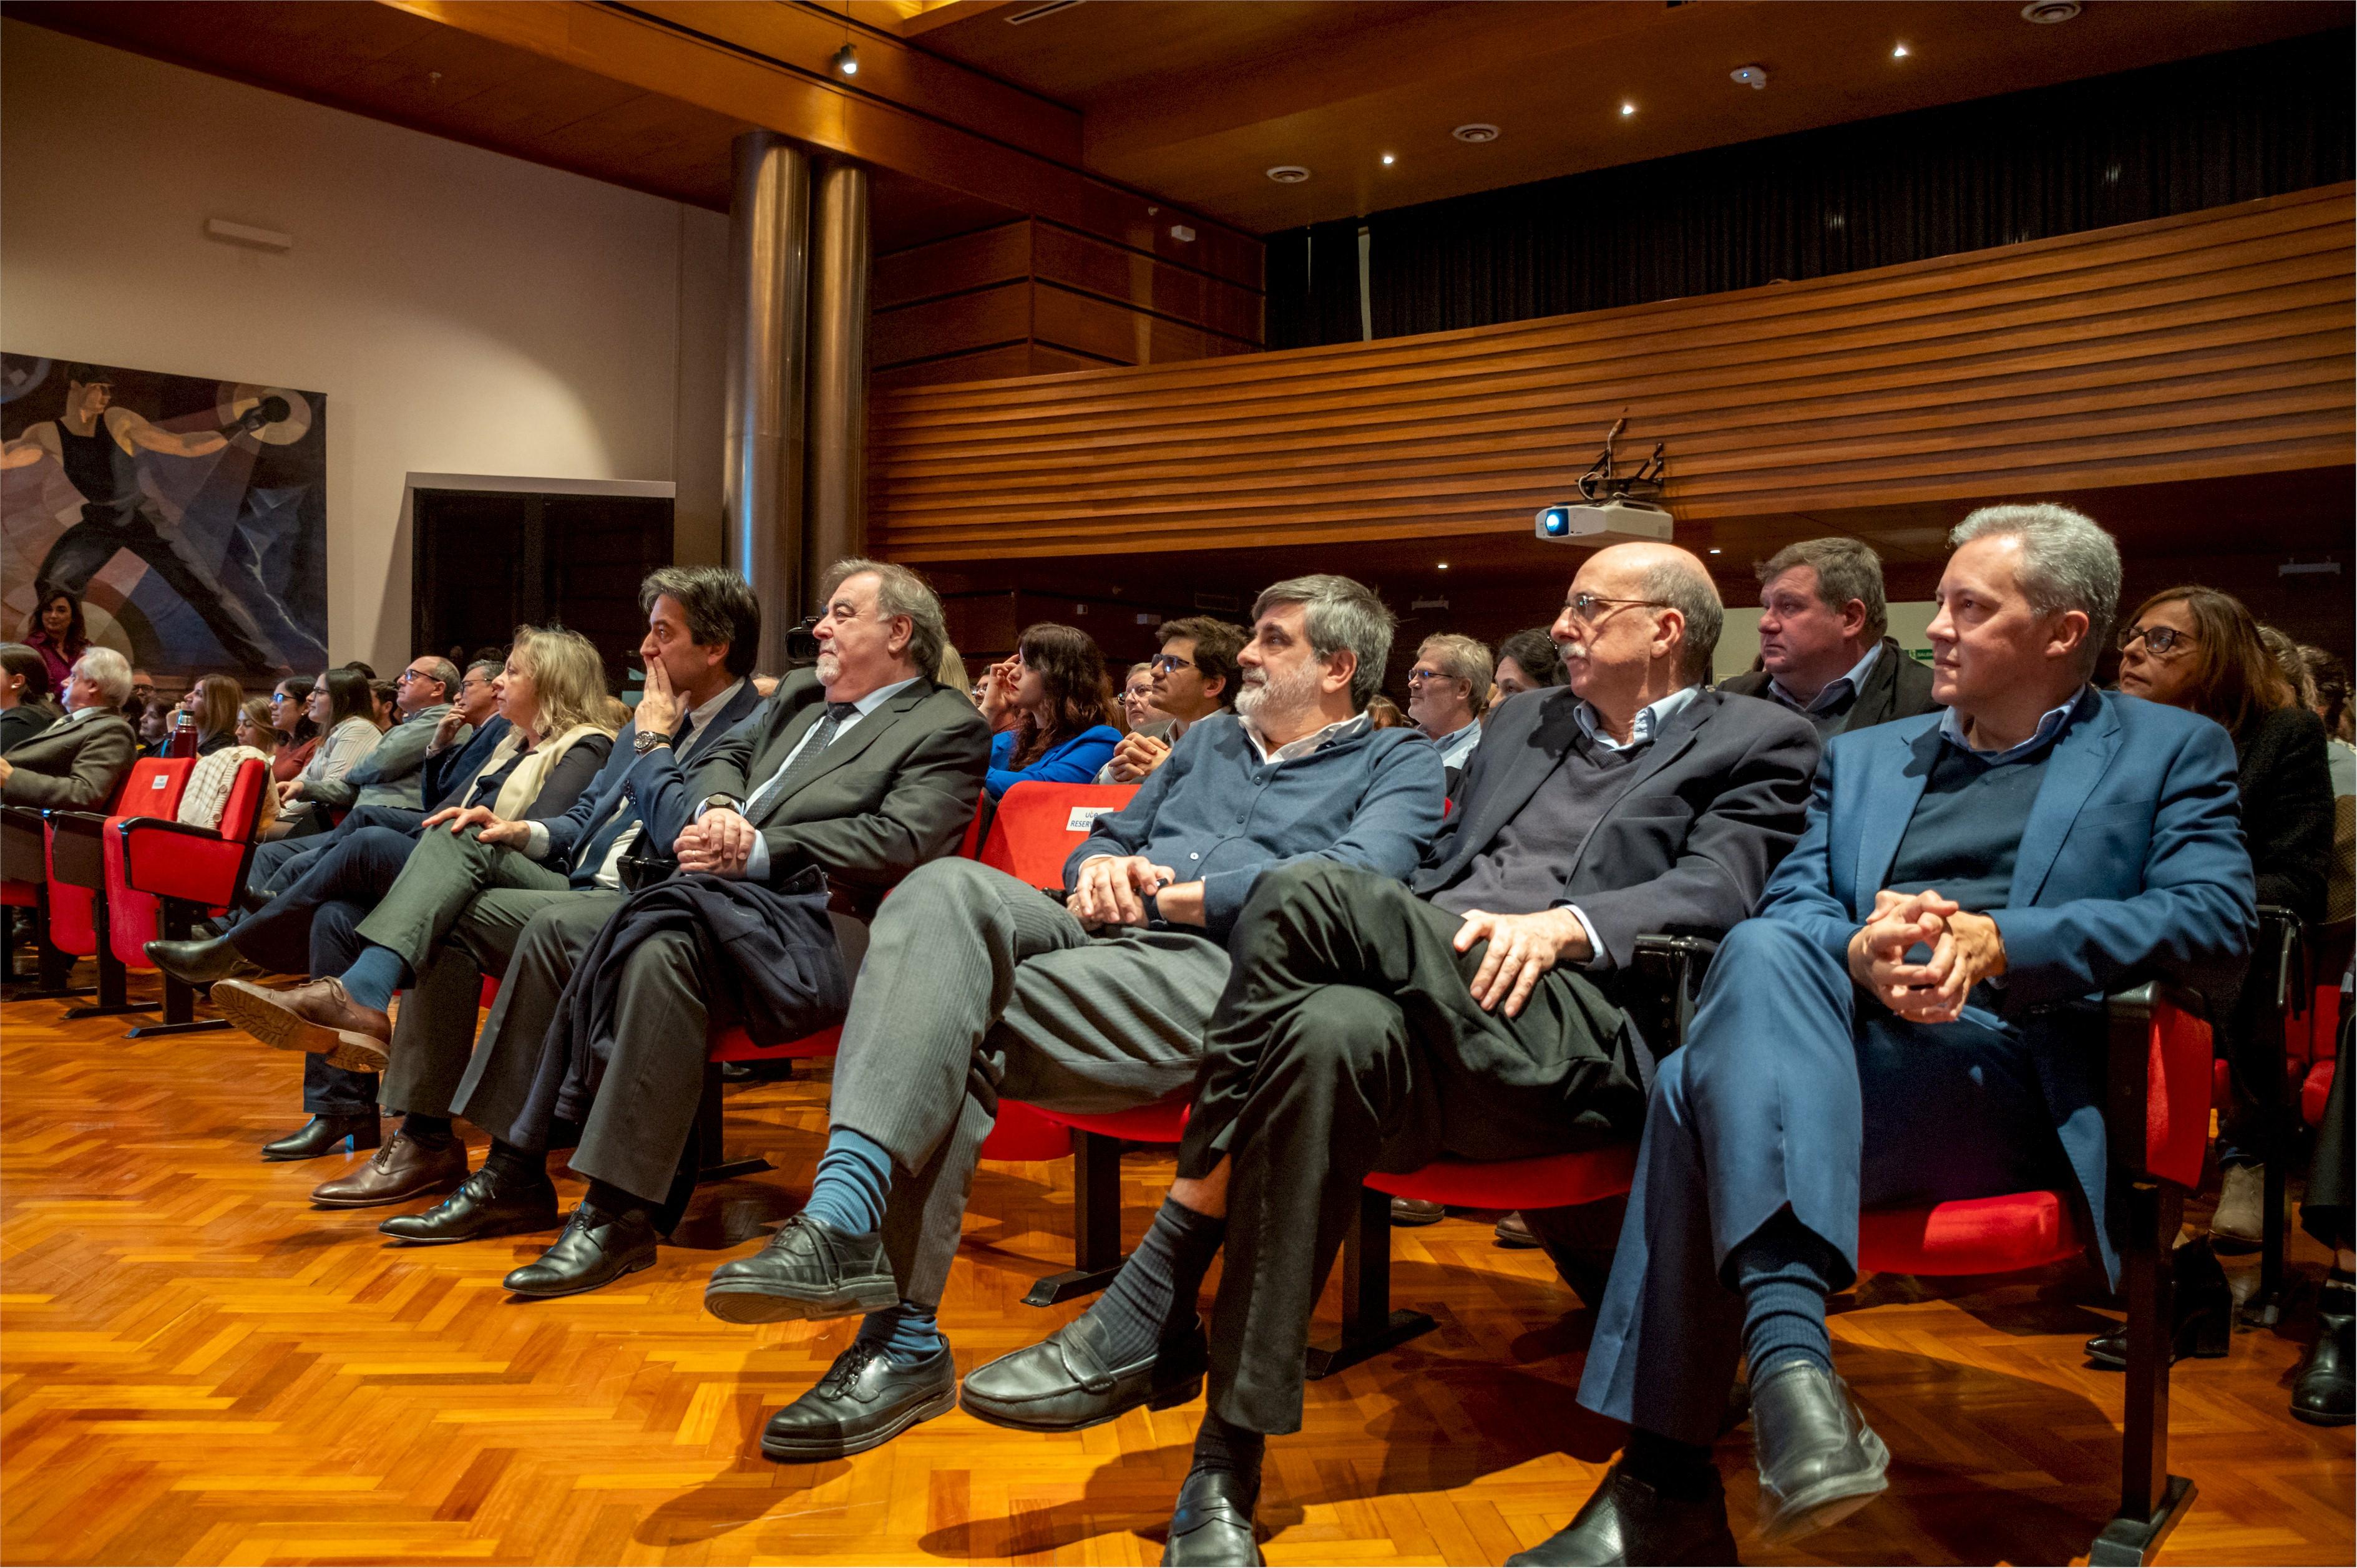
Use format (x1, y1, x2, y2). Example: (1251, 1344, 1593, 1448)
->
(462, 722, 608, 819)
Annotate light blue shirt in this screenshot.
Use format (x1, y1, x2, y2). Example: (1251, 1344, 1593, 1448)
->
(1767, 642, 1882, 718)
(1426, 718, 1483, 773)
(1938, 685, 2091, 765)
(730, 677, 920, 880)
(1574, 683, 1703, 754)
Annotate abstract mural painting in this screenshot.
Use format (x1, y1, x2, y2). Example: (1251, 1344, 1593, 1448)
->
(1, 354, 328, 680)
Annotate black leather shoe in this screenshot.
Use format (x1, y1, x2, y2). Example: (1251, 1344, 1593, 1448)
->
(261, 1113, 380, 1162)
(960, 1311, 1208, 1433)
(1163, 1467, 1262, 1567)
(2292, 1282, 2354, 1426)
(144, 933, 253, 988)
(1750, 1361, 1888, 1545)
(1506, 1461, 1735, 1566)
(760, 1340, 957, 1461)
(703, 1214, 898, 1324)
(502, 1203, 658, 1298)
(2085, 1238, 2232, 1369)
(380, 1166, 559, 1245)
(1390, 1196, 1445, 1226)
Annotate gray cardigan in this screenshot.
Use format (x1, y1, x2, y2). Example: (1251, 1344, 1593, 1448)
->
(305, 703, 463, 811)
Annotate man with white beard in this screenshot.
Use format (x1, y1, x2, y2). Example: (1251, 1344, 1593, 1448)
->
(701, 575, 1445, 1466)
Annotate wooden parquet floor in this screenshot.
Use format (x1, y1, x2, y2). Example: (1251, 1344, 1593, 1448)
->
(1, 982, 2350, 1567)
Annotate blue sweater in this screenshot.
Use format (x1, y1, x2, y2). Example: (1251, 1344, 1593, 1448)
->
(988, 724, 1120, 799)
(1067, 711, 1445, 937)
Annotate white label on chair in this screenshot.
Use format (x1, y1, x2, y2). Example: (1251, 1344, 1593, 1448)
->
(1066, 806, 1115, 832)
(151, 776, 168, 789)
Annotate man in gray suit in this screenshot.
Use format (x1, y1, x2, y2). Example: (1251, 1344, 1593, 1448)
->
(1717, 538, 1936, 739)
(404, 559, 992, 1302)
(960, 544, 1823, 1566)
(0, 646, 137, 886)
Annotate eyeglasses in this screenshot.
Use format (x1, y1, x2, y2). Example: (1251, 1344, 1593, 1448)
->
(1148, 654, 1196, 674)
(1405, 667, 1453, 686)
(2119, 624, 2193, 656)
(1563, 593, 1674, 623)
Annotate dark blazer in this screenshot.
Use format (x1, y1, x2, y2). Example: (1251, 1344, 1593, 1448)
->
(1757, 689, 2257, 1281)
(2231, 703, 2334, 925)
(421, 715, 511, 812)
(686, 670, 992, 916)
(1, 709, 135, 810)
(539, 678, 766, 874)
(1417, 685, 1822, 973)
(1715, 636, 1937, 736)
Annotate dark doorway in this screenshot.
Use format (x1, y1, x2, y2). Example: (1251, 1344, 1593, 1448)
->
(411, 488, 673, 692)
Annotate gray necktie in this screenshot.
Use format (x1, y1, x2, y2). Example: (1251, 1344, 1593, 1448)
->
(749, 701, 857, 818)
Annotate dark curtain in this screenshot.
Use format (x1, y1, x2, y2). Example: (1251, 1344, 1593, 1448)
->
(1264, 30, 2355, 344)
(1267, 218, 1366, 349)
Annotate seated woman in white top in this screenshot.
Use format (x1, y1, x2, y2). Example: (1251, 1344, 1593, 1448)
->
(268, 668, 383, 839)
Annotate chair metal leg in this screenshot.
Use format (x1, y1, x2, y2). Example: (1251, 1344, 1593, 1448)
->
(2091, 1178, 2197, 1565)
(1026, 1129, 1129, 1306)
(1306, 1185, 1435, 1380)
(62, 893, 141, 1018)
(2242, 1156, 2290, 1327)
(695, 1061, 773, 1184)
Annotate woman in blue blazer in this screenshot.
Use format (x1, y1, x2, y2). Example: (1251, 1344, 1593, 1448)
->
(978, 621, 1120, 799)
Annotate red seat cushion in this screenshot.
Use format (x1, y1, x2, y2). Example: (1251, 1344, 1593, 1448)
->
(707, 1023, 842, 1063)
(2303, 1058, 2334, 1131)
(1857, 1191, 2082, 1276)
(1050, 1099, 1189, 1142)
(978, 1099, 1073, 1162)
(1367, 1142, 1639, 1209)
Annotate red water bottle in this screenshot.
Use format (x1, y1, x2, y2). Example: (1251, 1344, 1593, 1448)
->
(165, 712, 198, 759)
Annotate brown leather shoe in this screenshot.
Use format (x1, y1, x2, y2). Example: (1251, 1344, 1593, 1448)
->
(1495, 1210, 1540, 1249)
(310, 1132, 468, 1209)
(212, 976, 391, 1073)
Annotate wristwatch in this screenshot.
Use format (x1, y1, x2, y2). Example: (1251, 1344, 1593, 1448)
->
(633, 729, 671, 756)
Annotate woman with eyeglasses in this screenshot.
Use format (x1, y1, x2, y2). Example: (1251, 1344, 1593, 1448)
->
(975, 622, 1120, 800)
(2114, 587, 2334, 1268)
(270, 676, 321, 784)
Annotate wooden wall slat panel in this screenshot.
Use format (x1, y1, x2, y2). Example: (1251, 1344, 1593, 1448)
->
(872, 222, 1032, 313)
(1030, 282, 1255, 366)
(870, 187, 2356, 562)
(869, 281, 1031, 369)
(1031, 223, 1266, 343)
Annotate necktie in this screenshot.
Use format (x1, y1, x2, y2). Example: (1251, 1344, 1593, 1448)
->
(749, 701, 858, 819)
(570, 712, 699, 885)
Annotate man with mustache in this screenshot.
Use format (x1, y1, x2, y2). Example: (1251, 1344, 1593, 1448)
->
(699, 574, 1445, 1466)
(960, 542, 1822, 1565)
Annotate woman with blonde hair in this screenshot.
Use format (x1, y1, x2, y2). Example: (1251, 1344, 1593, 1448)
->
(192, 673, 245, 756)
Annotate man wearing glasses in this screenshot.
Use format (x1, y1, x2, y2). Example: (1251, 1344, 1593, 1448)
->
(1100, 616, 1248, 785)
(959, 543, 1822, 1563)
(1407, 633, 1493, 777)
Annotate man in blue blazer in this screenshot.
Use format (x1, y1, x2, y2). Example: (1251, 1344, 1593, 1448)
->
(1520, 506, 2255, 1567)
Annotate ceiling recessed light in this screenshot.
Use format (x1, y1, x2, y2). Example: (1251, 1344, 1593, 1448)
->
(1619, 102, 1636, 117)
(1730, 64, 1767, 89)
(1452, 123, 1500, 144)
(1266, 165, 1311, 183)
(1436, 562, 1449, 570)
(1892, 42, 1910, 58)
(831, 41, 859, 75)
(1708, 548, 1722, 555)
(1380, 152, 1396, 165)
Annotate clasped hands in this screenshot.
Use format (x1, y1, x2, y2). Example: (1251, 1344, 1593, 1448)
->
(1069, 855, 1204, 930)
(1846, 888, 2006, 1024)
(1104, 731, 1172, 784)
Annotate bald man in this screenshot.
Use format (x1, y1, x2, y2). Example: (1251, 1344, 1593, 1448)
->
(959, 543, 1825, 1562)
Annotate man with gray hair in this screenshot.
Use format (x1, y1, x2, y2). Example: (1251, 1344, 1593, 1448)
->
(293, 655, 466, 817)
(960, 543, 1822, 1563)
(1408, 631, 1493, 775)
(1536, 505, 2252, 1566)
(0, 645, 136, 815)
(701, 573, 1445, 1466)
(1720, 537, 1936, 738)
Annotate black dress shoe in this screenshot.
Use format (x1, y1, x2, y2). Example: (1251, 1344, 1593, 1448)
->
(1163, 1467, 1262, 1567)
(1506, 1461, 1735, 1566)
(2292, 1281, 2354, 1426)
(2085, 1237, 2232, 1369)
(502, 1203, 659, 1298)
(760, 1340, 957, 1461)
(379, 1166, 559, 1245)
(1750, 1361, 1888, 1545)
(703, 1214, 898, 1325)
(144, 933, 253, 988)
(261, 1113, 381, 1162)
(960, 1312, 1208, 1433)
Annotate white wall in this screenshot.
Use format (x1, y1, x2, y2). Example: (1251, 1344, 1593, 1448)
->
(0, 21, 730, 673)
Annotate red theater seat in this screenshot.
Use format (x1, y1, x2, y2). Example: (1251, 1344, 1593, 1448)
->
(110, 757, 271, 1038)
(41, 759, 194, 1018)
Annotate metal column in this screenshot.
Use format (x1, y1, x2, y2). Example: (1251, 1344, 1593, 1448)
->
(805, 154, 872, 593)
(722, 130, 811, 673)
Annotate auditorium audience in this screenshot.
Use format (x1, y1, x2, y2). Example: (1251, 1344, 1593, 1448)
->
(1406, 632, 1491, 775)
(2115, 586, 2332, 1253)
(133, 698, 172, 757)
(1530, 507, 2253, 1565)
(0, 643, 62, 752)
(1364, 693, 1412, 729)
(190, 673, 244, 757)
(270, 678, 320, 784)
(701, 574, 1442, 1464)
(975, 623, 1120, 798)
(233, 696, 278, 761)
(1491, 626, 1566, 701)
(268, 669, 384, 837)
(370, 681, 401, 731)
(298, 658, 462, 817)
(958, 545, 1818, 1561)
(154, 626, 620, 1160)
(1717, 538, 1937, 737)
(22, 587, 89, 693)
(0, 646, 135, 812)
(1100, 616, 1246, 785)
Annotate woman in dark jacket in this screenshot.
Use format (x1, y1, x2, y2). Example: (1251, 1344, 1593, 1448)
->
(0, 642, 62, 752)
(2116, 585, 2334, 1250)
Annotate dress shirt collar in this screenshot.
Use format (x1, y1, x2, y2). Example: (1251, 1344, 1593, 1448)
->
(1767, 642, 1882, 716)
(1241, 709, 1368, 766)
(828, 676, 917, 724)
(1576, 683, 1701, 754)
(676, 678, 745, 741)
(1939, 684, 2092, 764)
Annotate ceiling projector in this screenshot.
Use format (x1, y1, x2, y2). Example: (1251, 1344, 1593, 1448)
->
(1536, 416, 1673, 544)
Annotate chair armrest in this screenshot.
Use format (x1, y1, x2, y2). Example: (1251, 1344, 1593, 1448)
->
(115, 816, 245, 906)
(43, 810, 110, 890)
(2106, 980, 2212, 1191)
(1631, 933, 1720, 1054)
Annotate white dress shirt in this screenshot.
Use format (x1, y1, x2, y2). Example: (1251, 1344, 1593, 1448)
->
(723, 678, 919, 880)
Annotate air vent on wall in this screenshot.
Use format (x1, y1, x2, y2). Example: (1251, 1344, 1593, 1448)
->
(1007, 0, 1084, 22)
(2020, 0, 2081, 21)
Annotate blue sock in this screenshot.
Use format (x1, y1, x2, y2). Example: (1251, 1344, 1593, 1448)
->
(856, 1300, 946, 1365)
(338, 945, 411, 1014)
(803, 1126, 893, 1237)
(1733, 1210, 1840, 1383)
